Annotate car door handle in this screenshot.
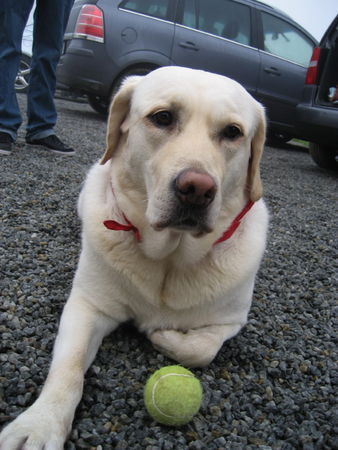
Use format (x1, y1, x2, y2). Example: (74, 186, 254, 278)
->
(179, 41, 199, 51)
(264, 66, 281, 76)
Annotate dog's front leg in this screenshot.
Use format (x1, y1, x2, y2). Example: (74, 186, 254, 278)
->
(0, 291, 116, 450)
(149, 323, 243, 368)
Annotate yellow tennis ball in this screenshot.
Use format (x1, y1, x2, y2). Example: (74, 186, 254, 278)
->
(144, 365, 203, 426)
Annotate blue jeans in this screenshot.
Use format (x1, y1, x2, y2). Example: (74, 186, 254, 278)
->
(0, 0, 74, 141)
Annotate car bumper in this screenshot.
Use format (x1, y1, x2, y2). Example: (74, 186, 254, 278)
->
(296, 103, 338, 146)
(56, 40, 119, 98)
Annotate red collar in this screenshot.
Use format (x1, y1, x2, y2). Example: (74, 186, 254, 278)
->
(104, 200, 254, 245)
(104, 214, 141, 242)
(213, 200, 254, 245)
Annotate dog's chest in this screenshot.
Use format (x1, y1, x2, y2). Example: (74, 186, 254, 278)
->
(115, 252, 253, 332)
(107, 242, 242, 313)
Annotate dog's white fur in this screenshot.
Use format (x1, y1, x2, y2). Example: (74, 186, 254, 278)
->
(0, 67, 268, 449)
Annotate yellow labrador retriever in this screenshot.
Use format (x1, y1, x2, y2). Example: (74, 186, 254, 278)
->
(0, 67, 268, 449)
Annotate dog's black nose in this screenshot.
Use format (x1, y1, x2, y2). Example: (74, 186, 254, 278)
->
(175, 170, 216, 208)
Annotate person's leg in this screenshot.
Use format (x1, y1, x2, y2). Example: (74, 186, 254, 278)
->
(0, 0, 34, 141)
(26, 0, 74, 140)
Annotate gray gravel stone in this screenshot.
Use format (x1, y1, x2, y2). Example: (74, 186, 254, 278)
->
(0, 96, 337, 448)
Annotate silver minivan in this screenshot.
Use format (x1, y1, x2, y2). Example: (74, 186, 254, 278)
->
(56, 0, 317, 142)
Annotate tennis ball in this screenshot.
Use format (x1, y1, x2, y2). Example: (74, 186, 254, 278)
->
(144, 365, 203, 426)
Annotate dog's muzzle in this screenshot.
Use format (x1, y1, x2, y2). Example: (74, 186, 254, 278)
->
(155, 169, 217, 234)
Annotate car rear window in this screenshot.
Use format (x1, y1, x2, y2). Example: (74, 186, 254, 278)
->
(261, 12, 314, 66)
(181, 0, 251, 46)
(120, 0, 170, 19)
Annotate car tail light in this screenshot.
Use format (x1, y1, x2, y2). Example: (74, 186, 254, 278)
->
(74, 5, 104, 43)
(305, 47, 321, 85)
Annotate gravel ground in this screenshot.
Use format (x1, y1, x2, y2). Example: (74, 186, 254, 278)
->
(0, 95, 337, 449)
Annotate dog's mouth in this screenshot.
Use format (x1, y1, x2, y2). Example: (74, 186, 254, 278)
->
(152, 206, 213, 236)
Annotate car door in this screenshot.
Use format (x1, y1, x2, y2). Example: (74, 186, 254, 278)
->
(171, 0, 260, 97)
(256, 10, 315, 131)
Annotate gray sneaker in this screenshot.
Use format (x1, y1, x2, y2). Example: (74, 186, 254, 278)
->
(0, 132, 14, 155)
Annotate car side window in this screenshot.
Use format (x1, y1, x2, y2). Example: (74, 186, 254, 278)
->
(120, 0, 170, 19)
(182, 0, 197, 29)
(181, 0, 251, 46)
(261, 12, 314, 66)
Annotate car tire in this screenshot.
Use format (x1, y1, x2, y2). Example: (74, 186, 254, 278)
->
(309, 143, 338, 170)
(109, 66, 157, 104)
(87, 95, 110, 116)
(87, 67, 156, 116)
(112, 66, 155, 91)
(15, 53, 31, 93)
(267, 131, 292, 147)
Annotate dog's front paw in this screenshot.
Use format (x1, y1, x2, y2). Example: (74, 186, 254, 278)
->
(0, 404, 67, 450)
(149, 328, 219, 367)
(149, 324, 242, 368)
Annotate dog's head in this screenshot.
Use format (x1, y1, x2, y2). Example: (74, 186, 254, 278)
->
(101, 67, 265, 237)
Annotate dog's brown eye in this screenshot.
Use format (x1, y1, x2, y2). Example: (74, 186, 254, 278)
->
(150, 110, 174, 127)
(222, 125, 242, 140)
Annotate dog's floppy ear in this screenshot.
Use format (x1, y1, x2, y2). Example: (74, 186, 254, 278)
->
(100, 76, 142, 165)
(247, 105, 266, 201)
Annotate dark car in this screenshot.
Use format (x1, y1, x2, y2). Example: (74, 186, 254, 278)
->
(56, 0, 317, 142)
(296, 15, 338, 170)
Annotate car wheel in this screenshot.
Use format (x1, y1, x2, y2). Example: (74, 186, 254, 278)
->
(109, 66, 157, 103)
(15, 53, 31, 93)
(267, 131, 291, 147)
(87, 94, 110, 116)
(309, 143, 338, 170)
(112, 66, 155, 93)
(87, 66, 157, 116)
